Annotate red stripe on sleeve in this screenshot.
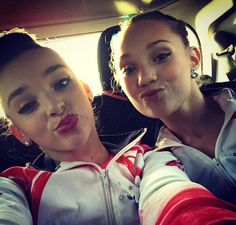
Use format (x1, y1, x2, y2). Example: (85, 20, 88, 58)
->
(1, 167, 40, 200)
(156, 188, 236, 225)
(31, 171, 52, 225)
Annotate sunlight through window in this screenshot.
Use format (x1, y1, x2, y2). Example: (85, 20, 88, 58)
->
(41, 33, 103, 96)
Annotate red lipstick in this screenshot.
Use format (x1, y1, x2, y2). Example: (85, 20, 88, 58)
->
(56, 114, 79, 134)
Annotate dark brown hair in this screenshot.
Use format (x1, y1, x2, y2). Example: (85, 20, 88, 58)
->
(0, 28, 42, 72)
(110, 10, 190, 81)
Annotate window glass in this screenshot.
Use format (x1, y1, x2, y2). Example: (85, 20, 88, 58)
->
(41, 32, 103, 96)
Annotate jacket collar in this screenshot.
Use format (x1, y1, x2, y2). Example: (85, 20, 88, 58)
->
(30, 128, 146, 171)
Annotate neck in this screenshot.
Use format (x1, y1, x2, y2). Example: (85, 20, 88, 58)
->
(162, 93, 224, 144)
(45, 127, 110, 165)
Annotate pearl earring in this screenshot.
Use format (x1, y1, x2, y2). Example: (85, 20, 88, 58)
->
(191, 69, 198, 79)
(24, 140, 31, 146)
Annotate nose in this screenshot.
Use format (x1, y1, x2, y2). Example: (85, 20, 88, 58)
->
(46, 98, 65, 117)
(137, 66, 157, 87)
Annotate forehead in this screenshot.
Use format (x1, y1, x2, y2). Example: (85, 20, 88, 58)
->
(0, 48, 66, 107)
(121, 20, 179, 47)
(0, 47, 65, 78)
(0, 48, 66, 88)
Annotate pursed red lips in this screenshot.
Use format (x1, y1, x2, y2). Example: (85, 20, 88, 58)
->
(140, 88, 165, 99)
(55, 114, 79, 134)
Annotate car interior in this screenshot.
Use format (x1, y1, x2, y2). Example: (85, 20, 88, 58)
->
(0, 0, 236, 172)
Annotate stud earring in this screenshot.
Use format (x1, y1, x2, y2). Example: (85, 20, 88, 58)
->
(191, 69, 198, 79)
(24, 140, 31, 146)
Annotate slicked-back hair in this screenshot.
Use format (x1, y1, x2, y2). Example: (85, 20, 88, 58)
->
(0, 30, 42, 72)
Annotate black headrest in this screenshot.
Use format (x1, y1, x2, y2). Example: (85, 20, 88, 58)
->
(200, 81, 236, 96)
(97, 25, 120, 91)
(213, 31, 236, 50)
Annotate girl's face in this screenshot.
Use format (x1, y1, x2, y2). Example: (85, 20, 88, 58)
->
(0, 48, 95, 160)
(116, 20, 200, 119)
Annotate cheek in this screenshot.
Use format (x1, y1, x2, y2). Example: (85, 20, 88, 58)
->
(22, 118, 45, 138)
(164, 59, 190, 84)
(11, 111, 46, 140)
(120, 76, 136, 96)
(73, 88, 94, 115)
(73, 87, 88, 105)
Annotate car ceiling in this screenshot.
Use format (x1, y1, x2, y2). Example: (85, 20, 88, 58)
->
(0, 0, 235, 83)
(1, 0, 228, 38)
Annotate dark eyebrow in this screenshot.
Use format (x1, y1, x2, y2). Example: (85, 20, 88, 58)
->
(43, 64, 66, 76)
(7, 86, 27, 106)
(146, 40, 170, 50)
(7, 65, 66, 107)
(120, 39, 170, 60)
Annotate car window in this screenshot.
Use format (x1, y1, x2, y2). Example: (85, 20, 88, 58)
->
(41, 32, 103, 96)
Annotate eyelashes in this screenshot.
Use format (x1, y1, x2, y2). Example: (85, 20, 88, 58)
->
(17, 76, 72, 115)
(121, 51, 172, 76)
(152, 52, 171, 63)
(54, 76, 71, 91)
(18, 100, 38, 114)
(121, 65, 136, 76)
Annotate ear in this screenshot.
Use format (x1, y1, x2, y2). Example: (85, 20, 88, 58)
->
(80, 80, 94, 101)
(189, 47, 201, 69)
(10, 124, 30, 145)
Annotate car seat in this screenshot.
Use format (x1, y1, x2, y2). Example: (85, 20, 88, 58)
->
(200, 30, 236, 95)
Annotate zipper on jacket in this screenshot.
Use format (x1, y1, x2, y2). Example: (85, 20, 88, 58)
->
(101, 169, 117, 225)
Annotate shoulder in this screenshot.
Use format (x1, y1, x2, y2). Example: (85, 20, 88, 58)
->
(213, 88, 236, 101)
(1, 166, 42, 189)
(212, 88, 236, 114)
(1, 166, 40, 177)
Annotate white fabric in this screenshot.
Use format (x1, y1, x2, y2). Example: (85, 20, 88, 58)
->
(156, 88, 236, 203)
